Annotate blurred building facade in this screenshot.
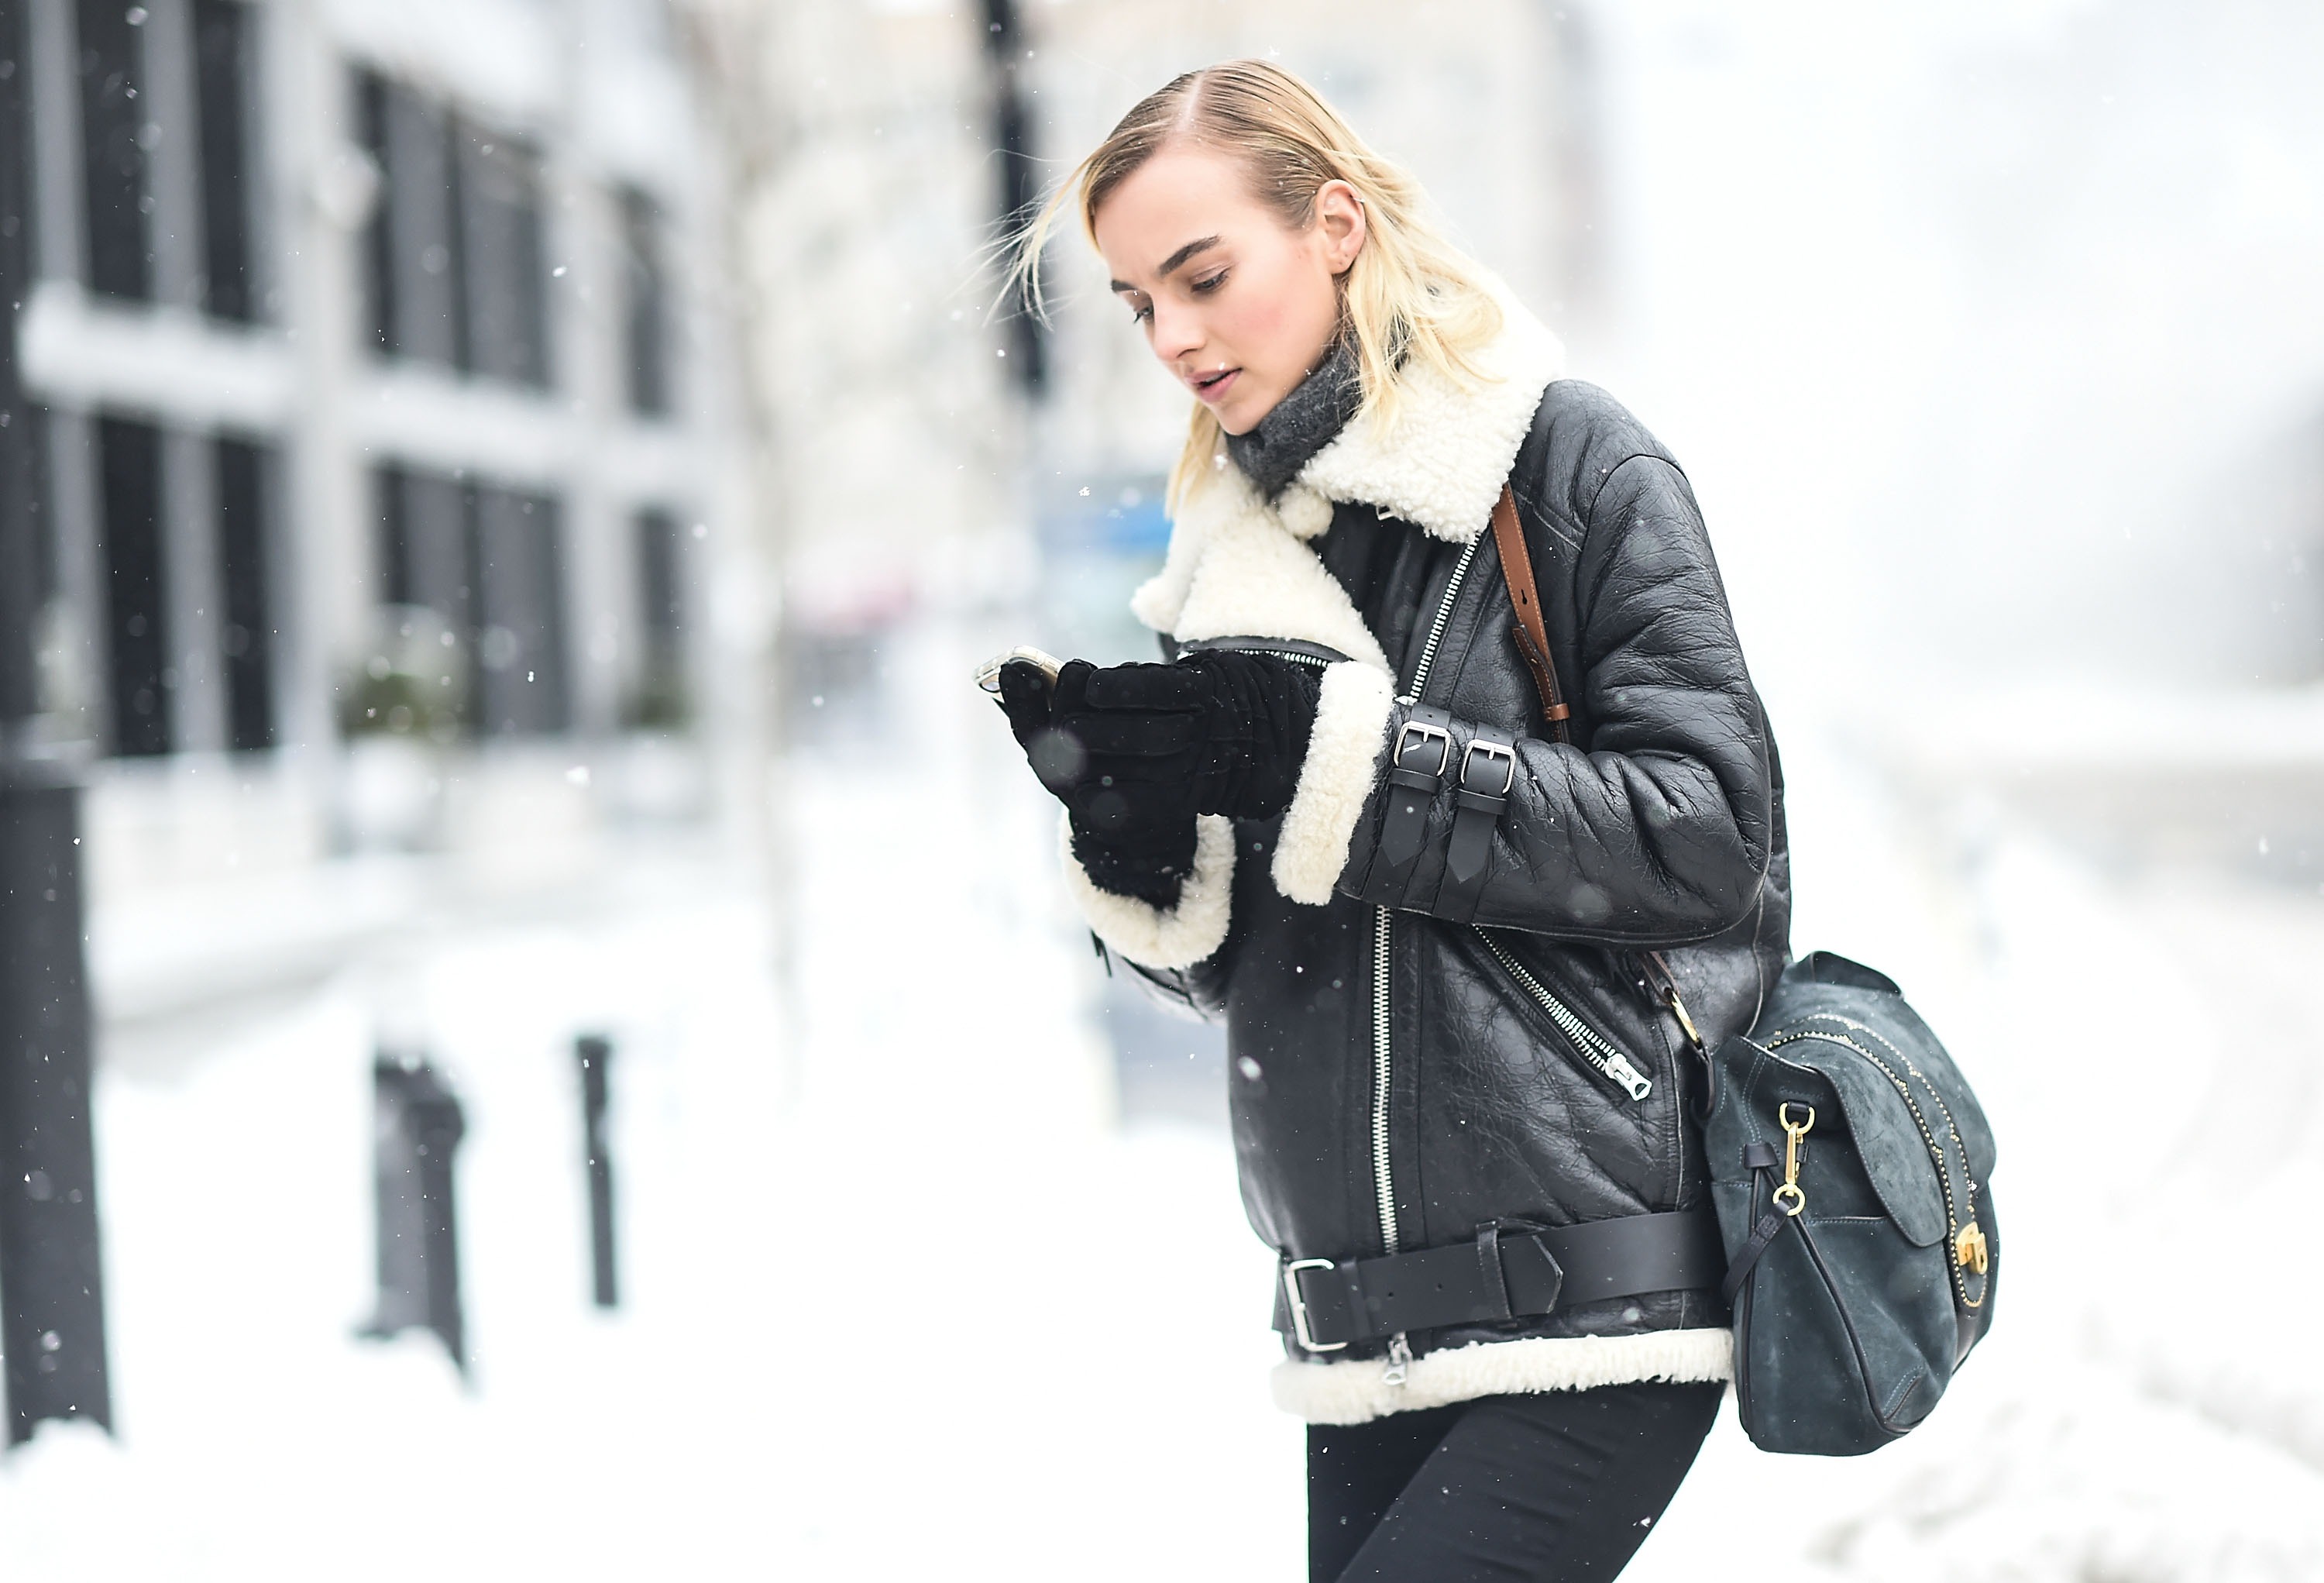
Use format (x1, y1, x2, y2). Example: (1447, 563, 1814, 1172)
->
(12, 0, 754, 901)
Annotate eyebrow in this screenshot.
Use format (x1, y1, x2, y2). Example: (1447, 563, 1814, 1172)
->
(1109, 235, 1223, 294)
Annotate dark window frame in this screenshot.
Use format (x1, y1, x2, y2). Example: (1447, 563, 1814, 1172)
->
(97, 413, 170, 757)
(356, 72, 553, 391)
(620, 187, 669, 416)
(192, 0, 256, 322)
(215, 432, 274, 751)
(76, 0, 151, 301)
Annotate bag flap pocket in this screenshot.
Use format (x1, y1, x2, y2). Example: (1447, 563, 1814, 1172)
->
(1783, 1033, 1950, 1247)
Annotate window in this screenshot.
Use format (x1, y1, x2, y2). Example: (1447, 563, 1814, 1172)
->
(356, 74, 552, 388)
(356, 74, 397, 353)
(459, 131, 548, 387)
(356, 71, 460, 366)
(98, 415, 168, 756)
(0, 404, 52, 723)
(215, 435, 273, 750)
(76, 0, 150, 301)
(374, 464, 413, 606)
(470, 485, 566, 733)
(620, 188, 669, 415)
(364, 465, 567, 738)
(193, 0, 255, 322)
(631, 508, 686, 727)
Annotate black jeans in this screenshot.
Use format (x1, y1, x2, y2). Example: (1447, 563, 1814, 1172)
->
(1308, 1382, 1723, 1582)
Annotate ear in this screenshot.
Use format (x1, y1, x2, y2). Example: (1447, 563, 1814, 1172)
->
(1315, 180, 1367, 275)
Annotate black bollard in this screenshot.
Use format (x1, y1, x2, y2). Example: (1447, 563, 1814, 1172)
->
(361, 1055, 468, 1371)
(0, 0, 112, 1447)
(575, 1034, 616, 1308)
(0, 773, 112, 1444)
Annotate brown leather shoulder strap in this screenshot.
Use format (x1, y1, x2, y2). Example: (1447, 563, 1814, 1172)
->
(1489, 484, 1572, 743)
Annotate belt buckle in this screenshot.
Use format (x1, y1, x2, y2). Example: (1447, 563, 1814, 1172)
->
(1283, 1258, 1348, 1353)
(1461, 739, 1516, 797)
(1394, 721, 1452, 776)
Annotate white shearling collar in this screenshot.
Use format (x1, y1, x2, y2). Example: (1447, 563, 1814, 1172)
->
(1299, 285, 1566, 545)
(1131, 283, 1564, 663)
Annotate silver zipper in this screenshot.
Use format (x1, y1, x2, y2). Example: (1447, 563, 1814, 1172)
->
(1229, 646, 1332, 671)
(1477, 931, 1653, 1101)
(1397, 534, 1484, 705)
(1371, 907, 1399, 1253)
(1372, 906, 1410, 1382)
(1371, 538, 1483, 1382)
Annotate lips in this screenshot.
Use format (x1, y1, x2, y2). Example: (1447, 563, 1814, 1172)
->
(1189, 366, 1240, 403)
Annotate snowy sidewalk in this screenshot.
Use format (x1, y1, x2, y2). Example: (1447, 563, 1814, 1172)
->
(0, 614, 1303, 1581)
(3, 618, 2322, 1580)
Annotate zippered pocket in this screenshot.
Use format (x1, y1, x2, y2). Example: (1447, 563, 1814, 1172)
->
(1475, 929, 1653, 1102)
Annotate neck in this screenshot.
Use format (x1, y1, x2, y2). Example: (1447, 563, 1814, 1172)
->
(1224, 336, 1363, 502)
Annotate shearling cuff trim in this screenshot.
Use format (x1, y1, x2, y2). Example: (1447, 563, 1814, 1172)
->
(1059, 812, 1236, 970)
(1270, 1327, 1734, 1426)
(1271, 662, 1396, 906)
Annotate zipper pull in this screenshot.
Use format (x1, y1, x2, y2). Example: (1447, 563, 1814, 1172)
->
(1382, 1332, 1413, 1387)
(1604, 1051, 1653, 1103)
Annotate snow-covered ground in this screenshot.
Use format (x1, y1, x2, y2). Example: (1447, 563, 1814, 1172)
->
(2, 614, 2321, 1580)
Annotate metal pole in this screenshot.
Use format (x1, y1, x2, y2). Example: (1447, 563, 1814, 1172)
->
(575, 1034, 615, 1308)
(982, 0, 1046, 395)
(0, 0, 113, 1445)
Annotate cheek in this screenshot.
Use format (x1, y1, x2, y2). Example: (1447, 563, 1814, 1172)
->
(1218, 260, 1303, 366)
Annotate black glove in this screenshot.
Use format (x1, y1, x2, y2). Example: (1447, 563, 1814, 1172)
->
(1048, 651, 1322, 830)
(995, 650, 1323, 908)
(994, 660, 1085, 788)
(1071, 818, 1199, 909)
(995, 659, 1192, 905)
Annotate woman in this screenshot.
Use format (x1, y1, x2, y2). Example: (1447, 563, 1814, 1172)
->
(995, 62, 1789, 1582)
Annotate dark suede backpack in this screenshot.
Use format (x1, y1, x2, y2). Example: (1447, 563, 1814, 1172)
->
(1489, 494, 2000, 1457)
(1706, 952, 1999, 1454)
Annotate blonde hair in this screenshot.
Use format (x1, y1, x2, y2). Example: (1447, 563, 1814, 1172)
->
(1007, 60, 1505, 509)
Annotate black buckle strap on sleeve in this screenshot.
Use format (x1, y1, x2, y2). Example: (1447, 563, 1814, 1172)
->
(1379, 705, 1453, 869)
(1281, 1208, 1723, 1352)
(1444, 734, 1517, 888)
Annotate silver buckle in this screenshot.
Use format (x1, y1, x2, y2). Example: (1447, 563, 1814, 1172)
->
(1283, 1258, 1348, 1353)
(1394, 721, 1451, 776)
(1461, 739, 1517, 797)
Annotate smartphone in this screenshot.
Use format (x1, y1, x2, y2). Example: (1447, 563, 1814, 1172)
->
(973, 645, 1064, 695)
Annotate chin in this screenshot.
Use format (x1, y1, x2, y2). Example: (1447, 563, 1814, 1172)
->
(1215, 386, 1281, 437)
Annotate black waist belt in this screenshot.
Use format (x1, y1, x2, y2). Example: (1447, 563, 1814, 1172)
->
(1280, 1210, 1724, 1353)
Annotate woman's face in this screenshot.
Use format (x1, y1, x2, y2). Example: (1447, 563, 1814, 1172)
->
(1093, 145, 1367, 436)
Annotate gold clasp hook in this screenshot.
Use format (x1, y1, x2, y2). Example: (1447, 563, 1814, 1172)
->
(1772, 1103, 1814, 1217)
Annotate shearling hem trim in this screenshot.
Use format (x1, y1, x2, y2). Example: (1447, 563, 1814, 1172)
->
(1272, 662, 1396, 906)
(1270, 1328, 1734, 1426)
(1057, 812, 1235, 971)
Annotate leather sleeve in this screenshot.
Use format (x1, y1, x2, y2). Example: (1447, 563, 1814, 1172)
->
(1116, 945, 1234, 1021)
(1341, 451, 1775, 946)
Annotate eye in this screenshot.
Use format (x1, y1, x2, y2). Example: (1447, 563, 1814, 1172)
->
(1191, 269, 1229, 295)
(1130, 301, 1153, 325)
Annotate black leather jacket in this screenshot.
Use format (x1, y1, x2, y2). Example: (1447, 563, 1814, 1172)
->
(1130, 381, 1790, 1361)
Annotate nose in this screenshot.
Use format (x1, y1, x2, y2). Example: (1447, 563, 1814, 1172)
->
(1149, 299, 1203, 366)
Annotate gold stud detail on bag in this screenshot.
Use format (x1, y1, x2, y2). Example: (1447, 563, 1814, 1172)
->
(1773, 1103, 1814, 1217)
(1954, 1222, 1989, 1275)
